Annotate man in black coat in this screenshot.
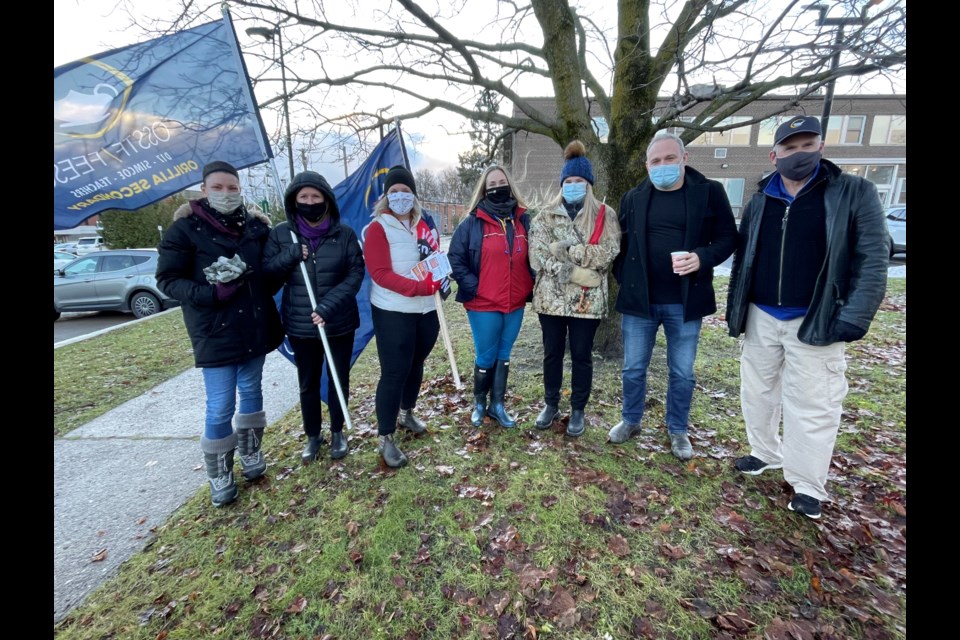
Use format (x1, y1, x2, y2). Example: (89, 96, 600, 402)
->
(726, 116, 889, 520)
(609, 132, 737, 460)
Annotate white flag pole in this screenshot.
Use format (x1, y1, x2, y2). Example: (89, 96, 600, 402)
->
(289, 230, 354, 431)
(433, 291, 463, 389)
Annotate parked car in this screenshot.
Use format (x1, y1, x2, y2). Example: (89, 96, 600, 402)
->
(885, 207, 906, 257)
(54, 242, 78, 254)
(54, 251, 77, 272)
(75, 236, 107, 256)
(53, 249, 179, 321)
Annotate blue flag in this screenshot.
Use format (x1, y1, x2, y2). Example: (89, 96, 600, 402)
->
(275, 127, 409, 403)
(53, 15, 272, 230)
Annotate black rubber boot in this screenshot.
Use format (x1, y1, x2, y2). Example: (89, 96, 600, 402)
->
(535, 405, 560, 430)
(378, 433, 408, 468)
(471, 364, 493, 427)
(235, 411, 267, 481)
(201, 433, 238, 507)
(397, 409, 427, 434)
(330, 430, 349, 460)
(301, 435, 325, 465)
(486, 360, 516, 428)
(566, 409, 586, 438)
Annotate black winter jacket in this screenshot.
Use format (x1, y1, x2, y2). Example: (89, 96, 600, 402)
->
(613, 166, 738, 321)
(156, 201, 284, 368)
(448, 207, 534, 304)
(262, 171, 365, 339)
(726, 159, 889, 346)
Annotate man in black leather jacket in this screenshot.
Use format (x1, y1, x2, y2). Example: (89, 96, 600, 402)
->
(726, 116, 889, 520)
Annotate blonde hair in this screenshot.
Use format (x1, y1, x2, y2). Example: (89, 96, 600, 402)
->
(465, 164, 528, 213)
(547, 183, 619, 247)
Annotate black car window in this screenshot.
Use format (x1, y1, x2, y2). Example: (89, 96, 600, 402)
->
(131, 256, 151, 266)
(100, 255, 136, 273)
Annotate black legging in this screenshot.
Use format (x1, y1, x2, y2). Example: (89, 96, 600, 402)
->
(288, 332, 355, 435)
(371, 306, 440, 435)
(538, 313, 601, 410)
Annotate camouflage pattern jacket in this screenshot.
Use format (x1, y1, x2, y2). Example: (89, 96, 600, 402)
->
(529, 203, 621, 319)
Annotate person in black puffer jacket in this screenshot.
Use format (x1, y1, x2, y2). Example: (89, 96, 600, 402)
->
(263, 171, 365, 464)
(156, 161, 285, 507)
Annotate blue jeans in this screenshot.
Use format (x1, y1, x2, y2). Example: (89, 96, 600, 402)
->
(621, 305, 702, 433)
(466, 309, 525, 368)
(201, 355, 266, 440)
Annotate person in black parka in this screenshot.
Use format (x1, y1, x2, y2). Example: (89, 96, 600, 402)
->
(156, 161, 285, 507)
(263, 171, 365, 464)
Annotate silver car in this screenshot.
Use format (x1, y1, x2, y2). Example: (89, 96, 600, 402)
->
(53, 249, 178, 321)
(885, 207, 906, 257)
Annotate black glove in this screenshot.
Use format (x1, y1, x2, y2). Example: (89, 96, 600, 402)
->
(834, 320, 867, 342)
(215, 280, 243, 301)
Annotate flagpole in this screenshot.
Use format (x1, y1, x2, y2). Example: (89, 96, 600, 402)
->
(434, 291, 463, 389)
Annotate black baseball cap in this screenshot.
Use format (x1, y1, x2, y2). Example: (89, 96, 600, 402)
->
(774, 116, 822, 145)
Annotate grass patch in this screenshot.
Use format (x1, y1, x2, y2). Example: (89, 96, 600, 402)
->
(54, 277, 906, 639)
(54, 310, 194, 438)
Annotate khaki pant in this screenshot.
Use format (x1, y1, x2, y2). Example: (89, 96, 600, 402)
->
(740, 304, 848, 501)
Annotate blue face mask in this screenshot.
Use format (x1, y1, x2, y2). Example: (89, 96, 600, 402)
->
(562, 182, 588, 203)
(649, 163, 682, 190)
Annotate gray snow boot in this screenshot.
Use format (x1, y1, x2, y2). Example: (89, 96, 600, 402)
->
(378, 433, 408, 468)
(397, 408, 427, 434)
(201, 433, 239, 507)
(235, 411, 267, 481)
(608, 420, 642, 444)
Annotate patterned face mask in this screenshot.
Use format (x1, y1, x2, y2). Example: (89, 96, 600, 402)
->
(387, 191, 416, 215)
(207, 191, 243, 214)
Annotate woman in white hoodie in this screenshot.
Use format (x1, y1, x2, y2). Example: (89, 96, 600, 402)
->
(361, 166, 443, 468)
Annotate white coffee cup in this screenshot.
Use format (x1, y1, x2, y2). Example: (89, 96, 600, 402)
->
(671, 251, 689, 274)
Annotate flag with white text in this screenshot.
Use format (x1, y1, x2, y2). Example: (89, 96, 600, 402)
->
(53, 16, 271, 229)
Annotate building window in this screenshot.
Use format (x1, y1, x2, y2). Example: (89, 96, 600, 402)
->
(894, 177, 906, 205)
(824, 115, 866, 145)
(757, 116, 791, 147)
(713, 177, 745, 217)
(870, 115, 907, 145)
(840, 163, 899, 206)
(689, 117, 751, 146)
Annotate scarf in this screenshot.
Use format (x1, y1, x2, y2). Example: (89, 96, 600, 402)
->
(191, 200, 244, 239)
(296, 215, 332, 252)
(563, 199, 583, 220)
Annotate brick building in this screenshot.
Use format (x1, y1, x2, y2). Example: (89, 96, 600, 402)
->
(422, 201, 468, 235)
(507, 94, 906, 220)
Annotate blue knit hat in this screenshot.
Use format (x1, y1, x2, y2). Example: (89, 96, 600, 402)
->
(559, 140, 595, 185)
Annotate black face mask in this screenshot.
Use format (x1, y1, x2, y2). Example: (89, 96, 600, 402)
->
(775, 150, 821, 181)
(486, 185, 512, 204)
(296, 201, 328, 222)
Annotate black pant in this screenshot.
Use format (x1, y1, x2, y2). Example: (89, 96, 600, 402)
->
(371, 306, 440, 435)
(538, 313, 601, 410)
(288, 332, 354, 435)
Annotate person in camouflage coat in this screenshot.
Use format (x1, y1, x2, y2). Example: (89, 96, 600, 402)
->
(528, 141, 621, 437)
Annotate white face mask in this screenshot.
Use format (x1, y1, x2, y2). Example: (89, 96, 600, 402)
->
(387, 191, 415, 215)
(207, 191, 243, 214)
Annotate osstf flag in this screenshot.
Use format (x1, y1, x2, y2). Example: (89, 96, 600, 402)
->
(53, 15, 272, 230)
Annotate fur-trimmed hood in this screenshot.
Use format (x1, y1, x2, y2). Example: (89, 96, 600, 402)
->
(174, 201, 271, 226)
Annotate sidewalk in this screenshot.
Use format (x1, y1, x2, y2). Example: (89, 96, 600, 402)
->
(53, 351, 300, 623)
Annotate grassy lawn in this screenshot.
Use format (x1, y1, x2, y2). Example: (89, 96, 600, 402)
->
(53, 277, 906, 639)
(54, 310, 195, 438)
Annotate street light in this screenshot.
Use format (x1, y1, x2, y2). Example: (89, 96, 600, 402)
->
(246, 24, 295, 183)
(806, 1, 880, 133)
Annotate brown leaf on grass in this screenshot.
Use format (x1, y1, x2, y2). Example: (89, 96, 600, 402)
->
(763, 617, 816, 640)
(411, 545, 431, 565)
(713, 507, 751, 535)
(435, 465, 455, 476)
(547, 586, 581, 628)
(349, 550, 363, 566)
(251, 584, 269, 601)
(392, 575, 406, 589)
(524, 622, 538, 639)
(346, 521, 359, 537)
(680, 597, 717, 618)
(659, 543, 688, 560)
(223, 601, 242, 619)
(631, 616, 659, 638)
(480, 590, 511, 617)
(810, 574, 822, 595)
(155, 631, 168, 640)
(284, 596, 307, 613)
(477, 622, 497, 639)
(90, 548, 107, 562)
(474, 510, 494, 530)
(714, 609, 756, 633)
(608, 534, 630, 557)
(518, 564, 557, 590)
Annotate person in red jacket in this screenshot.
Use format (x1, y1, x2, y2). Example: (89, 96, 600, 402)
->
(448, 165, 535, 428)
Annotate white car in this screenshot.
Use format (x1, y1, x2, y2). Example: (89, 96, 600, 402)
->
(885, 207, 906, 257)
(75, 236, 106, 256)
